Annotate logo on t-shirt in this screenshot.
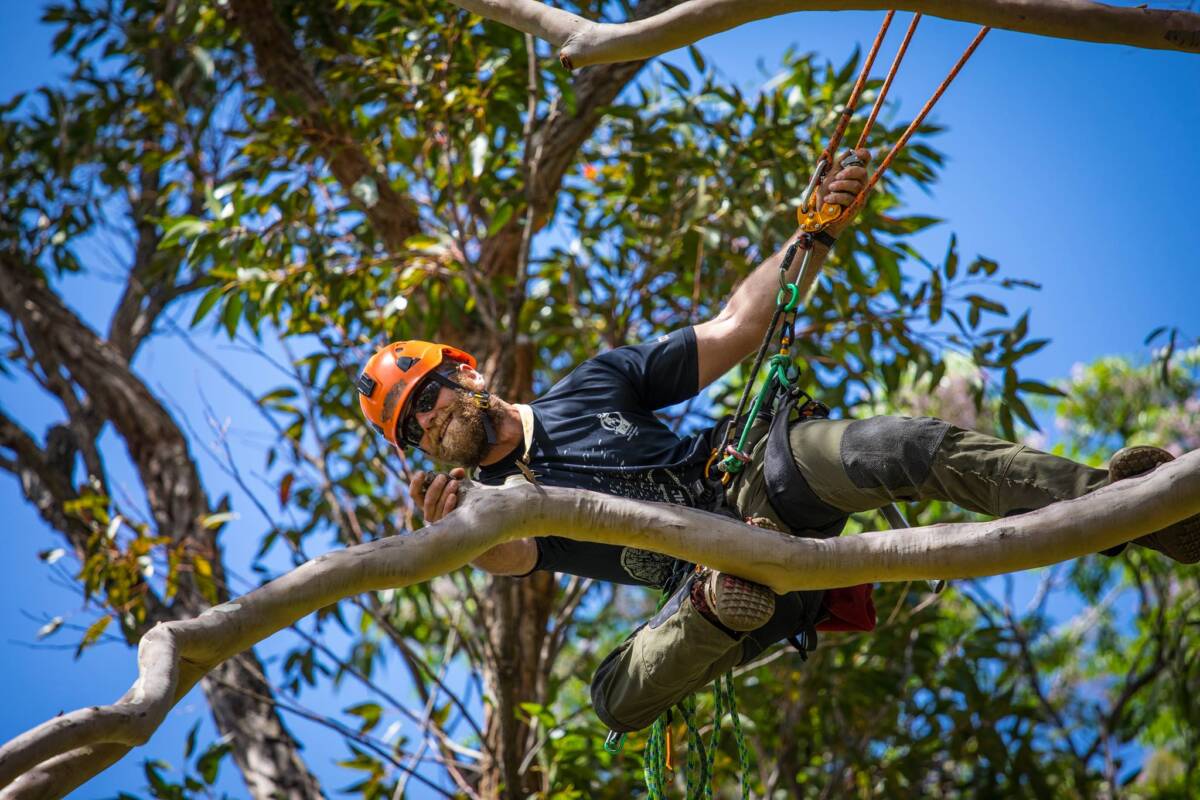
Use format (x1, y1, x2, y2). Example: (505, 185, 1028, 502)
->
(596, 411, 638, 440)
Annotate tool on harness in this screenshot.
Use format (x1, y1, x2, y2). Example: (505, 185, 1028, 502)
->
(603, 730, 626, 754)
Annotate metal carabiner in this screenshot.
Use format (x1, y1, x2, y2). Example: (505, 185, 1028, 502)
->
(798, 151, 865, 232)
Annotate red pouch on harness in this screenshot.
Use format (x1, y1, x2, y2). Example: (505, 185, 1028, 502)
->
(816, 583, 876, 632)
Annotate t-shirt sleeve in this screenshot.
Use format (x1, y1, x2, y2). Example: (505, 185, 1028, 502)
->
(586, 327, 700, 411)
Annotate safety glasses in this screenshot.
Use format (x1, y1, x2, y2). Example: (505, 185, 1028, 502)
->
(398, 372, 450, 448)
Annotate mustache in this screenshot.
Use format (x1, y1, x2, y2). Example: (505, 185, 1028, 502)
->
(426, 393, 464, 442)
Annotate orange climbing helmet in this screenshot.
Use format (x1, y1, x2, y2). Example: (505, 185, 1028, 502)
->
(356, 340, 479, 449)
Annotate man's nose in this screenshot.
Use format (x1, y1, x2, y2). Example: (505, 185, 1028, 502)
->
(414, 408, 436, 430)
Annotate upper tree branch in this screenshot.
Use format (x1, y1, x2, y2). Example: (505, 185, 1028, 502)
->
(0, 412, 91, 551)
(2, 449, 1198, 796)
(446, 0, 1200, 67)
(226, 0, 422, 252)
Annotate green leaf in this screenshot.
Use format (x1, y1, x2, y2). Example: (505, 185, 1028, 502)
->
(201, 511, 239, 529)
(221, 292, 243, 338)
(1007, 394, 1040, 431)
(661, 61, 691, 91)
(184, 722, 199, 759)
(75, 615, 111, 658)
(345, 701, 383, 733)
(191, 285, 225, 326)
(1011, 338, 1050, 359)
(196, 739, 232, 785)
(943, 233, 958, 280)
(161, 217, 209, 246)
(487, 202, 515, 236)
(1018, 380, 1066, 398)
(928, 272, 943, 325)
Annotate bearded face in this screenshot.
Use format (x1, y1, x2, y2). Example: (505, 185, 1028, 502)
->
(420, 382, 502, 468)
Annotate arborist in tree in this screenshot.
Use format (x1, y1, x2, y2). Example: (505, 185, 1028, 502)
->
(355, 149, 1200, 737)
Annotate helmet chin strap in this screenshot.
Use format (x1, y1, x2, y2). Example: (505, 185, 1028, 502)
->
(468, 389, 497, 446)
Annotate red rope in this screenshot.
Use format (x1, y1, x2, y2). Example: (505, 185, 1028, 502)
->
(817, 11, 895, 171)
(851, 25, 991, 216)
(856, 13, 922, 151)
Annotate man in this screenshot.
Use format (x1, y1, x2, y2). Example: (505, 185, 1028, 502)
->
(356, 150, 1200, 734)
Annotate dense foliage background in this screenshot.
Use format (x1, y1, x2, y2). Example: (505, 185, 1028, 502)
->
(0, 1, 1196, 797)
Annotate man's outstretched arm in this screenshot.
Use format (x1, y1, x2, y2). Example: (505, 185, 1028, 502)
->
(693, 149, 870, 390)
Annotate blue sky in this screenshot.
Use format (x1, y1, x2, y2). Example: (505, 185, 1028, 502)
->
(1, 3, 1197, 798)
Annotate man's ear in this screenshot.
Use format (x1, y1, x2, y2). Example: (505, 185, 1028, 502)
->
(458, 364, 487, 392)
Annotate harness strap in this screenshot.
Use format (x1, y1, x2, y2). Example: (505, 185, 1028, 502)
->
(763, 389, 848, 540)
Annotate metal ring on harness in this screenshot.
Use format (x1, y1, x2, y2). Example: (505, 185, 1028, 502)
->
(776, 283, 800, 311)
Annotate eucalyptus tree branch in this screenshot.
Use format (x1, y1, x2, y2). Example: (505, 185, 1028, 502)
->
(2, 451, 1199, 795)
(446, 0, 1200, 68)
(0, 411, 90, 550)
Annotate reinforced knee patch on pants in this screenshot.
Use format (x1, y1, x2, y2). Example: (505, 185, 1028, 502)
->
(590, 591, 742, 733)
(840, 416, 950, 492)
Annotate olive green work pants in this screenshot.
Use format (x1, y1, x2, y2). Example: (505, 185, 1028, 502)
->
(591, 415, 1110, 733)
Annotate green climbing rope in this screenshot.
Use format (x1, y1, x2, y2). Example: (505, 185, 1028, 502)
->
(641, 667, 756, 799)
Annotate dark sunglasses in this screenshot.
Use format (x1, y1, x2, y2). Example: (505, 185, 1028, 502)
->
(398, 372, 453, 448)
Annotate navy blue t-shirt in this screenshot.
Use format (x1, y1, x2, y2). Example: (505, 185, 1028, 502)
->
(478, 327, 717, 588)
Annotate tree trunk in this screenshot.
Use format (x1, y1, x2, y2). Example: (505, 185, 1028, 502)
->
(202, 656, 324, 799)
(479, 573, 557, 798)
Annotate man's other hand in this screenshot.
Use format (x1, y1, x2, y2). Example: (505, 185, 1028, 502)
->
(410, 467, 467, 522)
(818, 147, 871, 235)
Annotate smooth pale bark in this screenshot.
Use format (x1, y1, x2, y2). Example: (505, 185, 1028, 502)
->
(446, 0, 1200, 68)
(2, 449, 1199, 796)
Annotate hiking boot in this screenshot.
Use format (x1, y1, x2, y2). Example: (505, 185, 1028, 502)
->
(1110, 446, 1200, 564)
(692, 569, 776, 632)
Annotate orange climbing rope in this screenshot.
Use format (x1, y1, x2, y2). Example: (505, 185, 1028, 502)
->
(857, 13, 923, 151)
(799, 15, 991, 231)
(852, 24, 991, 215)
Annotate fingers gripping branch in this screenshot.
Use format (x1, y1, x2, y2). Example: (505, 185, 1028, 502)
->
(444, 0, 1200, 67)
(3, 452, 1200, 794)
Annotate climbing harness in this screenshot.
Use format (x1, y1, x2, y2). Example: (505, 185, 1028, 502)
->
(617, 13, 983, 796)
